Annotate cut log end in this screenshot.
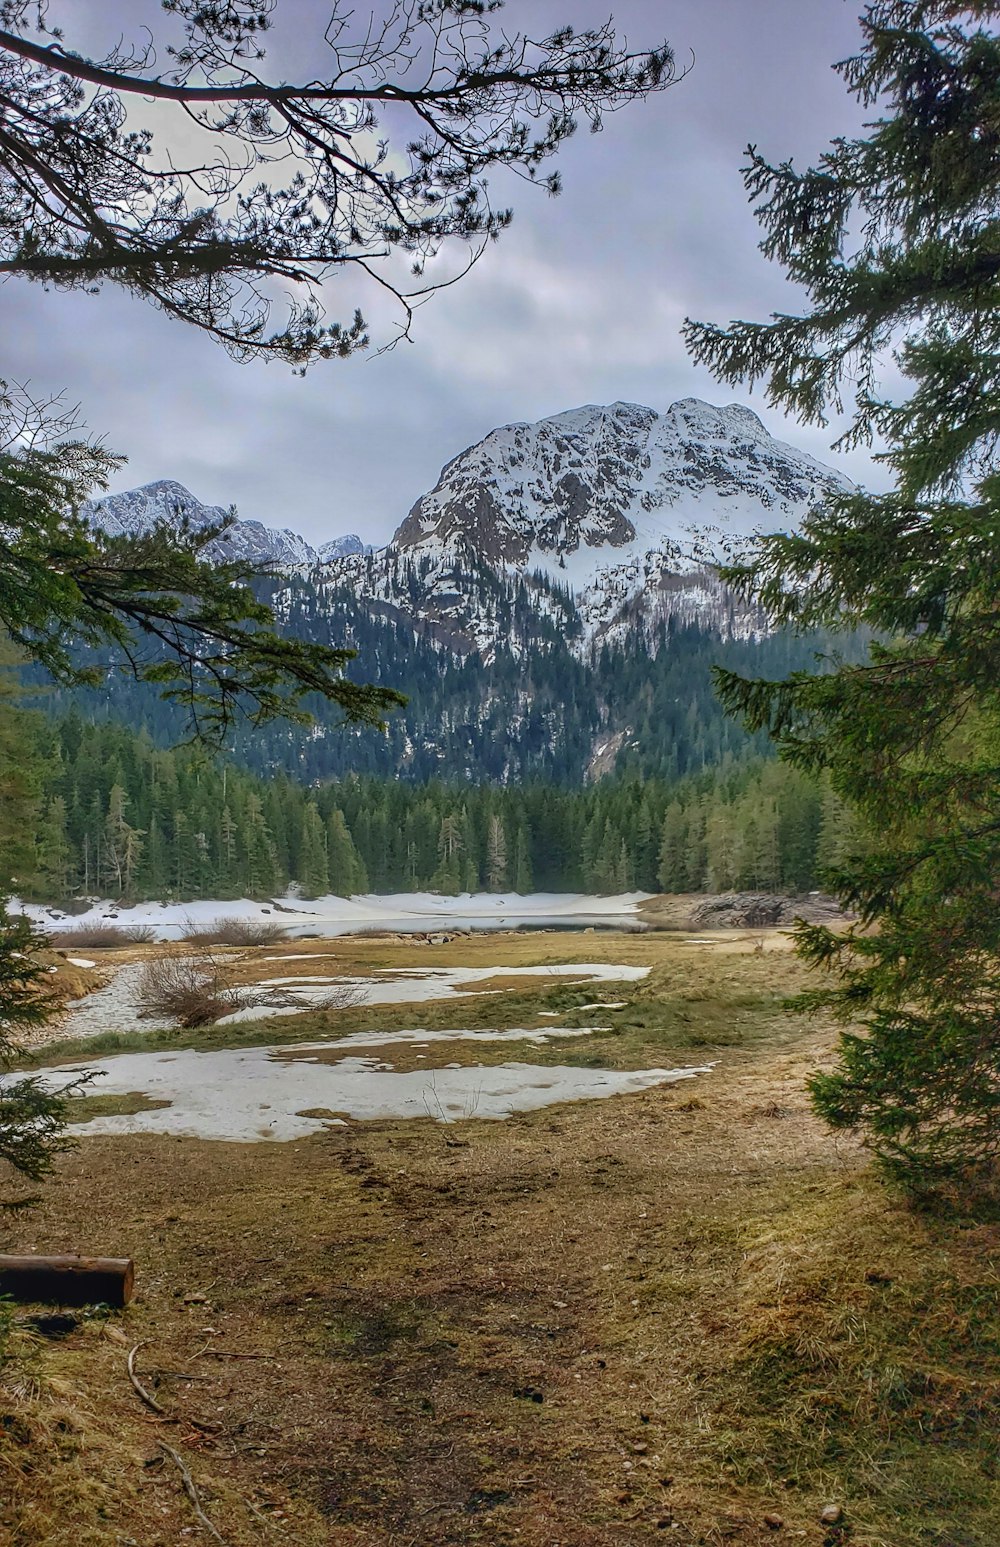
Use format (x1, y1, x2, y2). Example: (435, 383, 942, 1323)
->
(0, 1254, 135, 1308)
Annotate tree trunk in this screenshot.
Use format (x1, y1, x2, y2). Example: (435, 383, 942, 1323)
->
(0, 1254, 135, 1307)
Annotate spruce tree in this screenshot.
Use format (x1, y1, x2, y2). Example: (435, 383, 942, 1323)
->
(658, 801, 689, 892)
(485, 815, 509, 893)
(512, 824, 534, 895)
(327, 811, 367, 898)
(299, 804, 330, 900)
(685, 0, 1000, 1192)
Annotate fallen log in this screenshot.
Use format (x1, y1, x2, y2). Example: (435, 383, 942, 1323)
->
(0, 1254, 134, 1308)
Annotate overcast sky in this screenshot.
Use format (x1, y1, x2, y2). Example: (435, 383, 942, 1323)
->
(1, 1, 883, 545)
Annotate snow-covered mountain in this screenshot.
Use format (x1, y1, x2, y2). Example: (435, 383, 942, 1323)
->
(64, 402, 859, 784)
(82, 479, 367, 570)
(82, 400, 848, 659)
(323, 399, 849, 654)
(317, 534, 370, 562)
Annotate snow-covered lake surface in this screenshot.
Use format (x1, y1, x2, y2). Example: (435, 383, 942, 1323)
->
(59, 1040, 712, 1141)
(17, 890, 652, 942)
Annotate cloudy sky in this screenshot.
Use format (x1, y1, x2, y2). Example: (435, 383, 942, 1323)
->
(1, 1, 882, 545)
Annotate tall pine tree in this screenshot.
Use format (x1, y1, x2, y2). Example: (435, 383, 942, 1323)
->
(685, 0, 1000, 1193)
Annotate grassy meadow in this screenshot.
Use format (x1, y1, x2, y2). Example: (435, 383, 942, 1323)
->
(0, 929, 997, 1546)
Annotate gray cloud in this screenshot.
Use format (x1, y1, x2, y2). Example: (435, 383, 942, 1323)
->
(0, 1, 886, 545)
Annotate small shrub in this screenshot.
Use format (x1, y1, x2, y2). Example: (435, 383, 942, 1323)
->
(181, 916, 287, 946)
(122, 924, 157, 944)
(135, 954, 239, 1027)
(316, 981, 365, 1011)
(49, 925, 132, 949)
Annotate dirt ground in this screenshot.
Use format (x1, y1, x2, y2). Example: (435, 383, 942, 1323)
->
(2, 932, 999, 1547)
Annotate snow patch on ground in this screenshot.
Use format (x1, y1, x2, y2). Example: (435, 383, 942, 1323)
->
(54, 961, 648, 1039)
(224, 961, 648, 1018)
(59, 1042, 713, 1141)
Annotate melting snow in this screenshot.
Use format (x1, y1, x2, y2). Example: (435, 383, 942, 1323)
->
(58, 1041, 713, 1141)
(209, 962, 647, 1026)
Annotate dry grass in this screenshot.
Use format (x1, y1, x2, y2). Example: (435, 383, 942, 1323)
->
(3, 935, 999, 1544)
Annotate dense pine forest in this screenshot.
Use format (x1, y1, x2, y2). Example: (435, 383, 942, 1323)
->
(1, 702, 861, 904)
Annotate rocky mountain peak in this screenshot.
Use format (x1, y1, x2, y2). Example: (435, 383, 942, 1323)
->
(390, 396, 847, 583)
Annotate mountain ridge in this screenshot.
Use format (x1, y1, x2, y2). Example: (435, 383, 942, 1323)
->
(81, 398, 849, 660)
(82, 477, 368, 569)
(321, 397, 849, 654)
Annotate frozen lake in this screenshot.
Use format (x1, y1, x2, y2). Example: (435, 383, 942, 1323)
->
(19, 890, 653, 942)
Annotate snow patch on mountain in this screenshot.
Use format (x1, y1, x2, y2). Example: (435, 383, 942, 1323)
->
(81, 399, 851, 659)
(394, 398, 846, 580)
(317, 534, 371, 561)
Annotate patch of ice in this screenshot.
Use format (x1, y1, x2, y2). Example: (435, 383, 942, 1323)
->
(65, 958, 96, 969)
(53, 1041, 713, 1141)
(57, 961, 174, 1040)
(270, 1026, 609, 1053)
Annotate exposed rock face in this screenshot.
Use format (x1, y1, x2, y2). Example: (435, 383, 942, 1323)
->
(327, 397, 849, 655)
(393, 398, 843, 573)
(689, 892, 846, 928)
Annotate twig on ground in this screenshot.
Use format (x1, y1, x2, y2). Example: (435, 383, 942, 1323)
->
(128, 1341, 167, 1417)
(128, 1342, 221, 1434)
(201, 1350, 277, 1361)
(158, 1439, 230, 1545)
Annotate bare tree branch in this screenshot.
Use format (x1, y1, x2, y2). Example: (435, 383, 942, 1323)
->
(0, 3, 678, 365)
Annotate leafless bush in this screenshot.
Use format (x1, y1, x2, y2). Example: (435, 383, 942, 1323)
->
(50, 922, 159, 949)
(50, 925, 132, 949)
(181, 915, 287, 946)
(315, 981, 366, 1011)
(135, 953, 241, 1027)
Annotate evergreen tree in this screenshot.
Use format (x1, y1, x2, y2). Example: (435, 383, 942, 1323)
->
(0, 905, 81, 1207)
(35, 795, 72, 899)
(658, 801, 689, 892)
(512, 824, 534, 895)
(327, 810, 367, 897)
(103, 783, 144, 898)
(434, 813, 466, 893)
(299, 803, 330, 900)
(485, 815, 509, 893)
(685, 0, 1000, 1191)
